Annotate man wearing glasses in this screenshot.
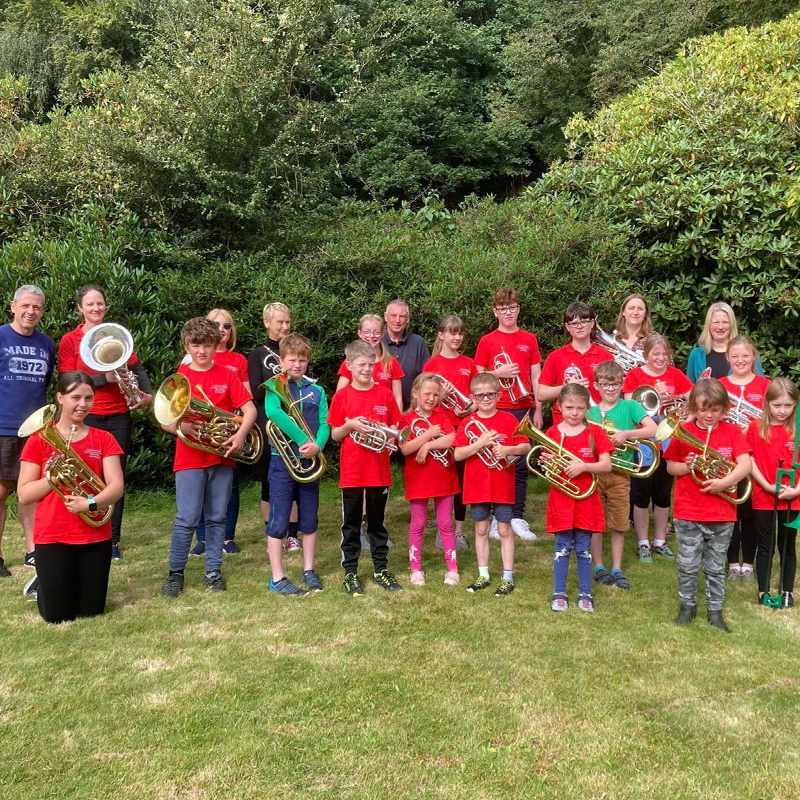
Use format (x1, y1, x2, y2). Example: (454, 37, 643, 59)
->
(381, 300, 430, 409)
(474, 288, 543, 541)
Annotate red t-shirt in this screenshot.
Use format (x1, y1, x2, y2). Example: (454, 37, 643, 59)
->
(327, 383, 401, 488)
(338, 357, 404, 392)
(746, 421, 799, 510)
(453, 410, 527, 504)
(665, 420, 751, 522)
(213, 349, 250, 385)
(622, 366, 694, 398)
(59, 326, 140, 416)
(544, 424, 614, 533)
(399, 408, 460, 501)
(21, 427, 123, 544)
(423, 353, 478, 428)
(474, 329, 541, 410)
(720, 375, 770, 411)
(539, 342, 614, 423)
(173, 362, 253, 472)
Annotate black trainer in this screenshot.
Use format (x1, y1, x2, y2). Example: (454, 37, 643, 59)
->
(205, 570, 226, 592)
(343, 572, 364, 597)
(674, 604, 697, 625)
(372, 569, 402, 591)
(162, 572, 185, 598)
(23, 574, 39, 601)
(707, 610, 731, 633)
(24, 551, 35, 569)
(0, 557, 11, 578)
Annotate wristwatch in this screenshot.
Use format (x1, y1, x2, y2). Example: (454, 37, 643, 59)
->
(87, 495, 98, 513)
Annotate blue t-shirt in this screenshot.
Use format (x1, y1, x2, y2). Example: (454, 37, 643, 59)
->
(0, 325, 55, 435)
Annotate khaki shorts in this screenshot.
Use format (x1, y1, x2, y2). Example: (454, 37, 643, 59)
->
(596, 471, 631, 532)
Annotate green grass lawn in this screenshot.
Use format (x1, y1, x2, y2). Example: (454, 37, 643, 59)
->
(1, 475, 799, 800)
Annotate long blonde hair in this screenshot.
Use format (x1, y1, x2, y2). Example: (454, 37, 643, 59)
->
(431, 315, 466, 358)
(698, 302, 738, 353)
(759, 378, 799, 441)
(206, 308, 237, 351)
(614, 293, 654, 340)
(359, 313, 391, 371)
(407, 373, 442, 414)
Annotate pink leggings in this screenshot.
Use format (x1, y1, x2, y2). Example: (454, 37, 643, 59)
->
(409, 496, 457, 571)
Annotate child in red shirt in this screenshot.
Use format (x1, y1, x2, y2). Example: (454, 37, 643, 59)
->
(329, 340, 404, 596)
(623, 333, 693, 562)
(721, 334, 770, 581)
(400, 374, 461, 586)
(424, 315, 478, 548)
(542, 385, 613, 613)
(453, 373, 530, 596)
(159, 318, 256, 597)
(748, 378, 800, 607)
(665, 379, 752, 633)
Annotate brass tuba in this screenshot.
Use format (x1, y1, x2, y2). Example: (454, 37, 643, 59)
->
(433, 374, 475, 418)
(409, 413, 452, 467)
(589, 416, 660, 478)
(655, 411, 752, 505)
(154, 373, 263, 464)
(262, 372, 326, 482)
(462, 418, 518, 471)
(515, 413, 597, 500)
(18, 405, 113, 527)
(348, 419, 409, 453)
(493, 348, 531, 404)
(79, 323, 143, 409)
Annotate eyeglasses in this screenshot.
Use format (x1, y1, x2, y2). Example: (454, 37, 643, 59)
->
(495, 305, 520, 315)
(473, 392, 498, 401)
(360, 330, 382, 338)
(597, 382, 622, 389)
(214, 322, 233, 330)
(566, 319, 593, 329)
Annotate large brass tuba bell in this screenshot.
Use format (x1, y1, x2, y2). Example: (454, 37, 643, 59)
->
(262, 372, 326, 483)
(18, 405, 113, 527)
(154, 373, 263, 465)
(79, 323, 143, 409)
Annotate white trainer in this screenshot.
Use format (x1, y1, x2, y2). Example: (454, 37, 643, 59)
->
(488, 517, 500, 540)
(511, 518, 537, 541)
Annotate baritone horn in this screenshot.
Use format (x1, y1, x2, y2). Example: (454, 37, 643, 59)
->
(262, 372, 326, 482)
(154, 373, 263, 464)
(462, 418, 518, 471)
(18, 405, 113, 527)
(655, 411, 752, 505)
(79, 323, 143, 409)
(589, 416, 660, 478)
(493, 348, 531, 404)
(515, 413, 597, 499)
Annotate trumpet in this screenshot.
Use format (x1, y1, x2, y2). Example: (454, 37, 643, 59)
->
(462, 418, 518, 471)
(493, 348, 531, 404)
(589, 416, 660, 478)
(79, 323, 143, 409)
(263, 372, 326, 483)
(433, 375, 475, 418)
(595, 325, 647, 373)
(409, 413, 452, 467)
(18, 405, 113, 527)
(515, 413, 597, 499)
(655, 411, 752, 505)
(348, 419, 409, 453)
(154, 373, 264, 465)
(725, 388, 762, 428)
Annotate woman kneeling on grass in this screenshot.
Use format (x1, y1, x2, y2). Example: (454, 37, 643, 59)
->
(18, 371, 124, 624)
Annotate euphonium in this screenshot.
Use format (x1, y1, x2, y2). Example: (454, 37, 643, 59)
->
(348, 419, 409, 453)
(589, 416, 660, 478)
(462, 418, 518, 471)
(433, 374, 474, 418)
(515, 413, 597, 500)
(79, 323, 143, 409)
(655, 411, 752, 505)
(725, 388, 762, 428)
(409, 413, 452, 467)
(493, 348, 531, 404)
(595, 325, 647, 373)
(154, 373, 264, 465)
(262, 372, 326, 483)
(18, 405, 112, 527)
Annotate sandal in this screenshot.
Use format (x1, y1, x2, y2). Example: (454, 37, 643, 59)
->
(550, 593, 568, 612)
(594, 568, 614, 586)
(611, 571, 631, 590)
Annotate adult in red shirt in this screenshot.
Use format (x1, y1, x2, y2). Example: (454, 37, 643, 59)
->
(665, 379, 752, 633)
(18, 371, 124, 623)
(58, 285, 152, 561)
(474, 288, 543, 541)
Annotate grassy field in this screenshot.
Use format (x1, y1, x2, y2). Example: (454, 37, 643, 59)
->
(1, 475, 799, 800)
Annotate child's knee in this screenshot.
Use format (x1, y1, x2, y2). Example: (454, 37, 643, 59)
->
(497, 523, 512, 539)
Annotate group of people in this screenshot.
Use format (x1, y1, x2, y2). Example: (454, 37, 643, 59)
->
(1, 284, 798, 634)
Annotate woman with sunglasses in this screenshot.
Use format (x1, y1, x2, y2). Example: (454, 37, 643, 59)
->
(189, 309, 251, 557)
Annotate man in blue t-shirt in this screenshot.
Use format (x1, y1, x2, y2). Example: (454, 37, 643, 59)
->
(0, 285, 55, 577)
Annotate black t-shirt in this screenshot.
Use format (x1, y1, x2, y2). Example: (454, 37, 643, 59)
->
(705, 349, 729, 379)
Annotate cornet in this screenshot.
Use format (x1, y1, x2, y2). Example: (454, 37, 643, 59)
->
(725, 388, 762, 428)
(493, 348, 531, 404)
(655, 411, 752, 505)
(462, 418, 518, 471)
(433, 375, 475, 418)
(348, 419, 409, 453)
(563, 365, 597, 407)
(18, 405, 113, 527)
(79, 323, 143, 409)
(515, 413, 597, 499)
(409, 413, 452, 467)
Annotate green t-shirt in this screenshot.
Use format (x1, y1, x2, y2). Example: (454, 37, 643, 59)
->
(586, 398, 648, 464)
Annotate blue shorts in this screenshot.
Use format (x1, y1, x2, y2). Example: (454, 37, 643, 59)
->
(266, 458, 320, 539)
(471, 502, 513, 523)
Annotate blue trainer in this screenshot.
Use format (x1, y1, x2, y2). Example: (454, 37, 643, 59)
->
(269, 578, 309, 596)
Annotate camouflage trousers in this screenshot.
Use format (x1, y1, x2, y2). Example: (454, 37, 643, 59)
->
(674, 520, 735, 611)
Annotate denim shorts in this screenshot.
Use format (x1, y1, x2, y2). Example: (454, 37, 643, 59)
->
(471, 502, 513, 523)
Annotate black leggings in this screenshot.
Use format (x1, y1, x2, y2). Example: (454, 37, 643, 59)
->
(454, 457, 466, 523)
(633, 458, 673, 509)
(86, 412, 131, 545)
(755, 509, 797, 594)
(727, 485, 756, 564)
(35, 540, 112, 624)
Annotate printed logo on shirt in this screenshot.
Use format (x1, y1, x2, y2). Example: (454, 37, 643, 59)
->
(210, 384, 227, 395)
(85, 448, 103, 460)
(578, 447, 594, 460)
(515, 345, 530, 354)
(6, 356, 47, 377)
(223, 363, 237, 373)
(459, 368, 471, 377)
(716, 445, 733, 459)
(373, 404, 389, 417)
(376, 370, 391, 382)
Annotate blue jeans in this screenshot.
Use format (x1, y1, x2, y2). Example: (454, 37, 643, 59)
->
(553, 529, 592, 595)
(195, 467, 240, 542)
(169, 466, 234, 573)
